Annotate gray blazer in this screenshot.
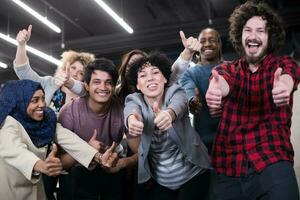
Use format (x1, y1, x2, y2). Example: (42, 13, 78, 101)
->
(124, 83, 211, 184)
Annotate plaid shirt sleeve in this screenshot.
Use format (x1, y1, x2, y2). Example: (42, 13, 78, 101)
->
(280, 56, 300, 91)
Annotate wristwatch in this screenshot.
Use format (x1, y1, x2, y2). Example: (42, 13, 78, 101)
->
(94, 152, 103, 165)
(32, 171, 41, 178)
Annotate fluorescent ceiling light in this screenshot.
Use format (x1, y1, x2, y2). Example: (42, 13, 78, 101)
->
(0, 33, 62, 66)
(94, 0, 133, 34)
(10, 0, 61, 33)
(0, 61, 8, 69)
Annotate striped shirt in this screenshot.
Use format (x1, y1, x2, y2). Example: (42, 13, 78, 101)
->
(149, 129, 202, 190)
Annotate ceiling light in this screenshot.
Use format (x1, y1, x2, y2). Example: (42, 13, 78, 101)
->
(94, 0, 133, 34)
(0, 61, 8, 69)
(10, 0, 61, 33)
(0, 33, 62, 66)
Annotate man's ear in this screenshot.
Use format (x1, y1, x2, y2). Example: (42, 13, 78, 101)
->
(84, 82, 89, 92)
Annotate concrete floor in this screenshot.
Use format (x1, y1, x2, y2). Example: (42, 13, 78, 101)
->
(291, 89, 300, 190)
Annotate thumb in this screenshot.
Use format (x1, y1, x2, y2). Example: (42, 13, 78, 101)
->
(152, 101, 160, 115)
(90, 129, 97, 141)
(27, 24, 32, 39)
(274, 68, 282, 84)
(64, 62, 70, 72)
(108, 141, 116, 152)
(212, 69, 219, 82)
(48, 143, 58, 158)
(179, 30, 187, 46)
(194, 87, 200, 100)
(133, 111, 142, 122)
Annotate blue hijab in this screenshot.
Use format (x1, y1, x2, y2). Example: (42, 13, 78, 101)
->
(0, 80, 57, 147)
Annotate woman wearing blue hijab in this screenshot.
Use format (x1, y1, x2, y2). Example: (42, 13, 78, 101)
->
(0, 80, 116, 200)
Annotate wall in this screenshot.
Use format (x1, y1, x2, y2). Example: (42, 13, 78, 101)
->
(292, 88, 300, 191)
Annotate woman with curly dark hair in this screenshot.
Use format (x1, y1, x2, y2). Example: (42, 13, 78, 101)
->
(206, 1, 300, 199)
(124, 51, 211, 200)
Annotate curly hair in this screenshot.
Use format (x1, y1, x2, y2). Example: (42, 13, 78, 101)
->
(126, 51, 172, 89)
(229, 1, 285, 54)
(60, 50, 95, 70)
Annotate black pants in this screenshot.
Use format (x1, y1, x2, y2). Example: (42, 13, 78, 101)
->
(69, 165, 125, 200)
(210, 161, 300, 200)
(43, 170, 76, 200)
(136, 170, 210, 200)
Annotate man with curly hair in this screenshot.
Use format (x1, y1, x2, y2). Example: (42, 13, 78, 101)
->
(206, 2, 300, 199)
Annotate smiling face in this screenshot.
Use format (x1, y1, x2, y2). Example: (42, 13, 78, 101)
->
(85, 70, 114, 105)
(68, 60, 85, 81)
(136, 63, 167, 102)
(198, 28, 221, 64)
(26, 89, 46, 121)
(242, 16, 269, 64)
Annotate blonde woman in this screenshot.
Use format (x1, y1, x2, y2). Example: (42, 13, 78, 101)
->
(14, 25, 95, 112)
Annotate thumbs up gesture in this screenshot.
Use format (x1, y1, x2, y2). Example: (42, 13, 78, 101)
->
(88, 129, 107, 152)
(33, 143, 63, 177)
(153, 101, 174, 132)
(54, 62, 71, 87)
(100, 141, 119, 168)
(179, 30, 200, 60)
(189, 88, 202, 114)
(206, 69, 223, 108)
(128, 111, 144, 136)
(16, 24, 32, 46)
(272, 68, 292, 107)
(47, 143, 58, 160)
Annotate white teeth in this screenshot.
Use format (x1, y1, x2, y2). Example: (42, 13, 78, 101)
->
(248, 42, 259, 47)
(96, 92, 108, 97)
(147, 83, 157, 89)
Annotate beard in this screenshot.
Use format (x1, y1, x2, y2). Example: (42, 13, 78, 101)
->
(243, 39, 268, 64)
(245, 51, 267, 64)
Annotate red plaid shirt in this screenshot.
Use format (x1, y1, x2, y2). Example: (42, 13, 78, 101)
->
(212, 54, 300, 177)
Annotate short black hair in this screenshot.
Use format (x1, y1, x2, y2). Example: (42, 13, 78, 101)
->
(126, 51, 172, 87)
(84, 58, 118, 85)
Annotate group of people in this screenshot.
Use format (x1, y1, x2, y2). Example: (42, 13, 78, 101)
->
(0, 1, 299, 200)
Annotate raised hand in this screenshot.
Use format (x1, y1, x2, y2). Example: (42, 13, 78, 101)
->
(153, 101, 173, 132)
(54, 62, 71, 87)
(209, 107, 222, 118)
(272, 68, 291, 107)
(179, 30, 200, 60)
(128, 111, 144, 136)
(206, 70, 223, 108)
(16, 24, 32, 46)
(105, 158, 127, 173)
(88, 129, 107, 152)
(189, 88, 202, 114)
(34, 143, 63, 177)
(101, 142, 118, 168)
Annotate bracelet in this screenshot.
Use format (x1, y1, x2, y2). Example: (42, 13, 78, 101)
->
(95, 152, 103, 165)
